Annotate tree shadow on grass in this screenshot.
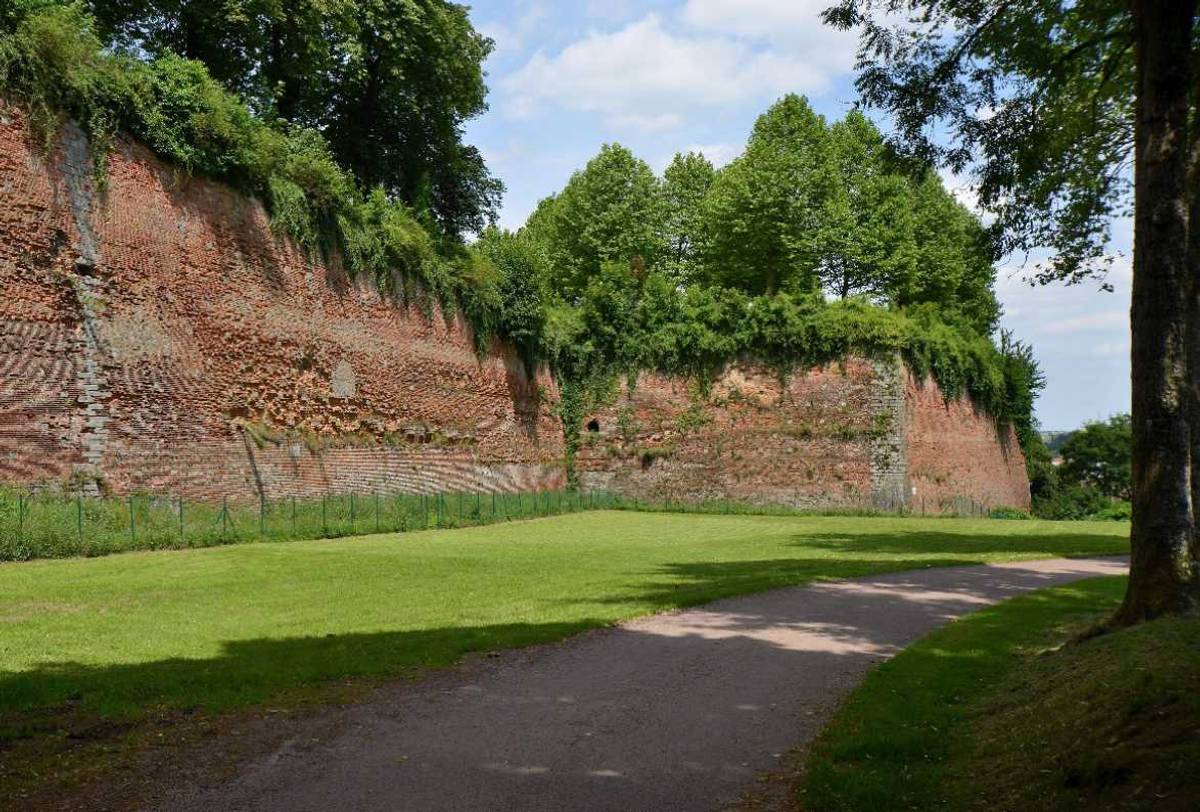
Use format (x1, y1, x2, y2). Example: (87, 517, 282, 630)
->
(574, 526, 1125, 613)
(784, 529, 1128, 560)
(0, 553, 1126, 808)
(583, 556, 986, 611)
(0, 621, 601, 737)
(1, 526, 1126, 736)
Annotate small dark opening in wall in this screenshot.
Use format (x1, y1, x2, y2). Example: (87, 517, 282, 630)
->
(586, 419, 600, 432)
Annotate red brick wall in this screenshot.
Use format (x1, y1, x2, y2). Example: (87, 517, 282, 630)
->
(0, 109, 565, 500)
(905, 371, 1031, 511)
(0, 109, 1028, 509)
(579, 362, 1030, 512)
(577, 363, 883, 508)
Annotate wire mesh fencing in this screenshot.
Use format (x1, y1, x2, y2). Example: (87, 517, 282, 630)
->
(0, 488, 622, 562)
(0, 487, 1005, 562)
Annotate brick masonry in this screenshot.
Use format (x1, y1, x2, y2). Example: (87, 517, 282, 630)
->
(0, 108, 1029, 509)
(577, 359, 1030, 512)
(0, 108, 566, 500)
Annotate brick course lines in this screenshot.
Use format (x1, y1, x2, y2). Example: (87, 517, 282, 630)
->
(0, 108, 1028, 509)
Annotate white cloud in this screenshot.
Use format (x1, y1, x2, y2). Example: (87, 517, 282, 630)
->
(613, 112, 685, 132)
(681, 0, 856, 57)
(503, 13, 848, 131)
(994, 256, 1131, 425)
(585, 0, 640, 23)
(1091, 340, 1130, 358)
(476, 2, 550, 59)
(937, 168, 981, 213)
(683, 142, 741, 168)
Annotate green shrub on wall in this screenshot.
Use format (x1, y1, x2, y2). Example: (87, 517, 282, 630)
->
(0, 1, 1045, 494)
(0, 2, 500, 337)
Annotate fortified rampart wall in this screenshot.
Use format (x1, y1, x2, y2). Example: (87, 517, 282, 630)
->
(0, 108, 1029, 510)
(0, 110, 566, 499)
(577, 361, 1031, 512)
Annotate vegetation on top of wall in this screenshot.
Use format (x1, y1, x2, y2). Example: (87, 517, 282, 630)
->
(0, 0, 505, 343)
(511, 96, 1044, 483)
(0, 3, 1046, 490)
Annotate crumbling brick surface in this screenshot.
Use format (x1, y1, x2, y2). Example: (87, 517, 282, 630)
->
(0, 109, 1028, 509)
(905, 371, 1031, 512)
(577, 363, 883, 509)
(0, 108, 564, 500)
(579, 361, 1030, 512)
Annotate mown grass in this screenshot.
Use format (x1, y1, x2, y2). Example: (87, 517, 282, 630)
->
(0, 487, 598, 561)
(0, 511, 1127, 798)
(800, 576, 1199, 811)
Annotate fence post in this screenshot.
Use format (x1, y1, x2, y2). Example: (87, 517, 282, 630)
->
(291, 496, 297, 537)
(16, 493, 23, 543)
(375, 491, 381, 533)
(179, 496, 184, 543)
(77, 492, 84, 548)
(128, 495, 136, 546)
(350, 492, 356, 534)
(222, 496, 228, 538)
(321, 494, 327, 536)
(259, 493, 266, 537)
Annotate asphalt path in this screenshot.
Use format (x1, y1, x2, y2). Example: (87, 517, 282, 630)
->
(160, 557, 1126, 812)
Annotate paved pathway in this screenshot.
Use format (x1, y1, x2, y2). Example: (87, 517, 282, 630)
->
(161, 557, 1126, 812)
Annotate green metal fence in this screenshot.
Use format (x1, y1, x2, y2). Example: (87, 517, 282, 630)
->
(0, 487, 999, 562)
(0, 488, 626, 562)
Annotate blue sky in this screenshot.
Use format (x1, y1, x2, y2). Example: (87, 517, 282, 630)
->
(463, 0, 1131, 430)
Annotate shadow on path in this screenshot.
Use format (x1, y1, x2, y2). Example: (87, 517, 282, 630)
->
(118, 557, 1125, 812)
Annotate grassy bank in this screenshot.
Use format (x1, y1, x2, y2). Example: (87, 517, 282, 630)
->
(800, 576, 1198, 810)
(0, 511, 1127, 799)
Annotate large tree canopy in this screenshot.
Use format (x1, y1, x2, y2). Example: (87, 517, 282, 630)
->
(87, 0, 501, 236)
(525, 96, 999, 334)
(523, 144, 665, 300)
(823, 0, 1133, 286)
(660, 151, 716, 286)
(824, 0, 1199, 621)
(699, 95, 835, 296)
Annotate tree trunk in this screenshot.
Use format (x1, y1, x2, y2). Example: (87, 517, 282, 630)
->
(1117, 0, 1200, 623)
(1190, 61, 1200, 593)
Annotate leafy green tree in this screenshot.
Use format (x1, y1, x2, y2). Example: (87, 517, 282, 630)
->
(323, 0, 500, 237)
(903, 175, 1000, 334)
(819, 111, 917, 303)
(88, 0, 501, 237)
(473, 228, 549, 373)
(532, 144, 665, 300)
(699, 94, 835, 296)
(660, 151, 716, 284)
(825, 0, 1198, 622)
(997, 331, 1055, 506)
(1059, 414, 1133, 501)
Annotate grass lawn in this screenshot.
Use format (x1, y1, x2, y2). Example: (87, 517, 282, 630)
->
(800, 576, 1199, 811)
(0, 510, 1126, 797)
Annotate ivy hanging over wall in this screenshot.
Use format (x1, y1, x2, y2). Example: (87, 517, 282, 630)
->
(1, 2, 1045, 491)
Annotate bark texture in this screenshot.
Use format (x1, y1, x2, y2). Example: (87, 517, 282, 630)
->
(1190, 65, 1200, 595)
(1118, 0, 1200, 623)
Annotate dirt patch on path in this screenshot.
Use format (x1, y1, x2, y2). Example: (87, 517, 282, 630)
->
(39, 558, 1127, 812)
